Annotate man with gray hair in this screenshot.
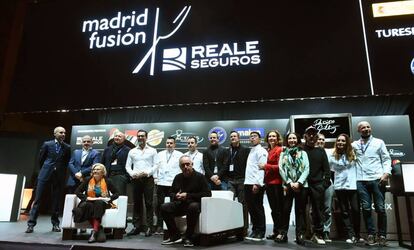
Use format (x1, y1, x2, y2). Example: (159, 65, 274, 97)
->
(101, 131, 131, 196)
(67, 135, 101, 194)
(161, 155, 211, 247)
(352, 121, 391, 246)
(26, 126, 71, 233)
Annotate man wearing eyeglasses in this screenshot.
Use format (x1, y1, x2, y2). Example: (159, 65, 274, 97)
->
(67, 135, 101, 194)
(161, 155, 211, 247)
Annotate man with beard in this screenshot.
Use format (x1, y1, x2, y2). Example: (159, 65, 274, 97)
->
(26, 126, 71, 233)
(126, 129, 160, 237)
(101, 131, 131, 196)
(227, 131, 250, 233)
(352, 121, 391, 246)
(154, 137, 183, 234)
(302, 126, 331, 245)
(161, 155, 211, 247)
(203, 131, 229, 190)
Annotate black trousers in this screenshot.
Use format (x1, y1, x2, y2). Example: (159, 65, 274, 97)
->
(28, 170, 63, 227)
(336, 190, 361, 238)
(131, 176, 154, 230)
(155, 185, 171, 227)
(280, 186, 308, 236)
(266, 184, 284, 234)
(161, 201, 201, 239)
(244, 184, 265, 234)
(228, 179, 248, 230)
(308, 183, 325, 235)
(109, 174, 129, 196)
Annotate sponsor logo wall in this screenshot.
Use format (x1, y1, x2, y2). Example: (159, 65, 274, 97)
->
(70, 115, 414, 163)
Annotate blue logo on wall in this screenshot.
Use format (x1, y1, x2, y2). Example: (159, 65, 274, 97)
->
(208, 127, 227, 145)
(411, 58, 414, 75)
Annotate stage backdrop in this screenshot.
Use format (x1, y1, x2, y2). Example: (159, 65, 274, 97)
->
(70, 115, 413, 163)
(9, 0, 414, 112)
(70, 114, 413, 238)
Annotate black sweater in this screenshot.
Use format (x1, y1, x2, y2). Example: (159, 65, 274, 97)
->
(303, 145, 331, 187)
(169, 171, 212, 203)
(227, 144, 250, 180)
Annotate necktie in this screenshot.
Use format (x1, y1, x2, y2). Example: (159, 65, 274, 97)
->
(81, 151, 88, 164)
(55, 142, 61, 153)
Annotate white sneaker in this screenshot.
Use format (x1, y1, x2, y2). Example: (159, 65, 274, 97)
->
(311, 234, 326, 245)
(346, 238, 354, 244)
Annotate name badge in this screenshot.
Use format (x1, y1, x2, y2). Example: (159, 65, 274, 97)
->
(111, 159, 117, 165)
(213, 166, 218, 174)
(229, 164, 234, 172)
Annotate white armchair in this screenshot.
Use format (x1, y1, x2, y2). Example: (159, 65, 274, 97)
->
(164, 190, 244, 245)
(61, 194, 128, 240)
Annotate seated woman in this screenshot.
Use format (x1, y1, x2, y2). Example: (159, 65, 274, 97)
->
(74, 163, 119, 243)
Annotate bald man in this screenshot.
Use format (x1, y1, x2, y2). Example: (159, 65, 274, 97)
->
(26, 126, 71, 233)
(352, 121, 391, 246)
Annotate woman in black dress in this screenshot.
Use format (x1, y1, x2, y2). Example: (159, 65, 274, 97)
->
(74, 163, 119, 243)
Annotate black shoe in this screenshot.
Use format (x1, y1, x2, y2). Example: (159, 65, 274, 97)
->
(154, 226, 164, 235)
(266, 233, 276, 240)
(96, 227, 106, 242)
(25, 226, 34, 233)
(245, 231, 256, 240)
(322, 231, 331, 243)
(274, 233, 288, 243)
(127, 227, 140, 236)
(162, 235, 183, 245)
(296, 234, 305, 246)
(144, 227, 153, 237)
(88, 230, 97, 243)
(248, 232, 264, 242)
(183, 238, 194, 247)
(52, 225, 61, 232)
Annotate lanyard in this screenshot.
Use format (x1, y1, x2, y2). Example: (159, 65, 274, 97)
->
(359, 137, 372, 154)
(229, 147, 238, 164)
(189, 151, 198, 161)
(166, 151, 173, 164)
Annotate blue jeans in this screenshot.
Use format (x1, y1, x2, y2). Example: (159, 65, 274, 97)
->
(357, 180, 387, 236)
(209, 180, 228, 190)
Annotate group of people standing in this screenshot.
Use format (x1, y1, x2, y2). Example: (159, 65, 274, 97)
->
(24, 120, 392, 247)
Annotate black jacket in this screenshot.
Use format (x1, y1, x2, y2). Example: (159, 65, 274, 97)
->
(203, 145, 229, 180)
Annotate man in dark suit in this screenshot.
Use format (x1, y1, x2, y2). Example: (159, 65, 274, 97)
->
(203, 131, 229, 190)
(26, 126, 71, 233)
(66, 135, 101, 194)
(101, 131, 131, 196)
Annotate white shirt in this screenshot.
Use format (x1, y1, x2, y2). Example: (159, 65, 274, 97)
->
(184, 150, 204, 175)
(352, 136, 391, 181)
(244, 144, 268, 186)
(155, 149, 183, 186)
(126, 144, 160, 177)
(328, 154, 357, 190)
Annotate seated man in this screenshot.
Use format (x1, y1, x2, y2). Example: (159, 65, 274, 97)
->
(161, 155, 211, 247)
